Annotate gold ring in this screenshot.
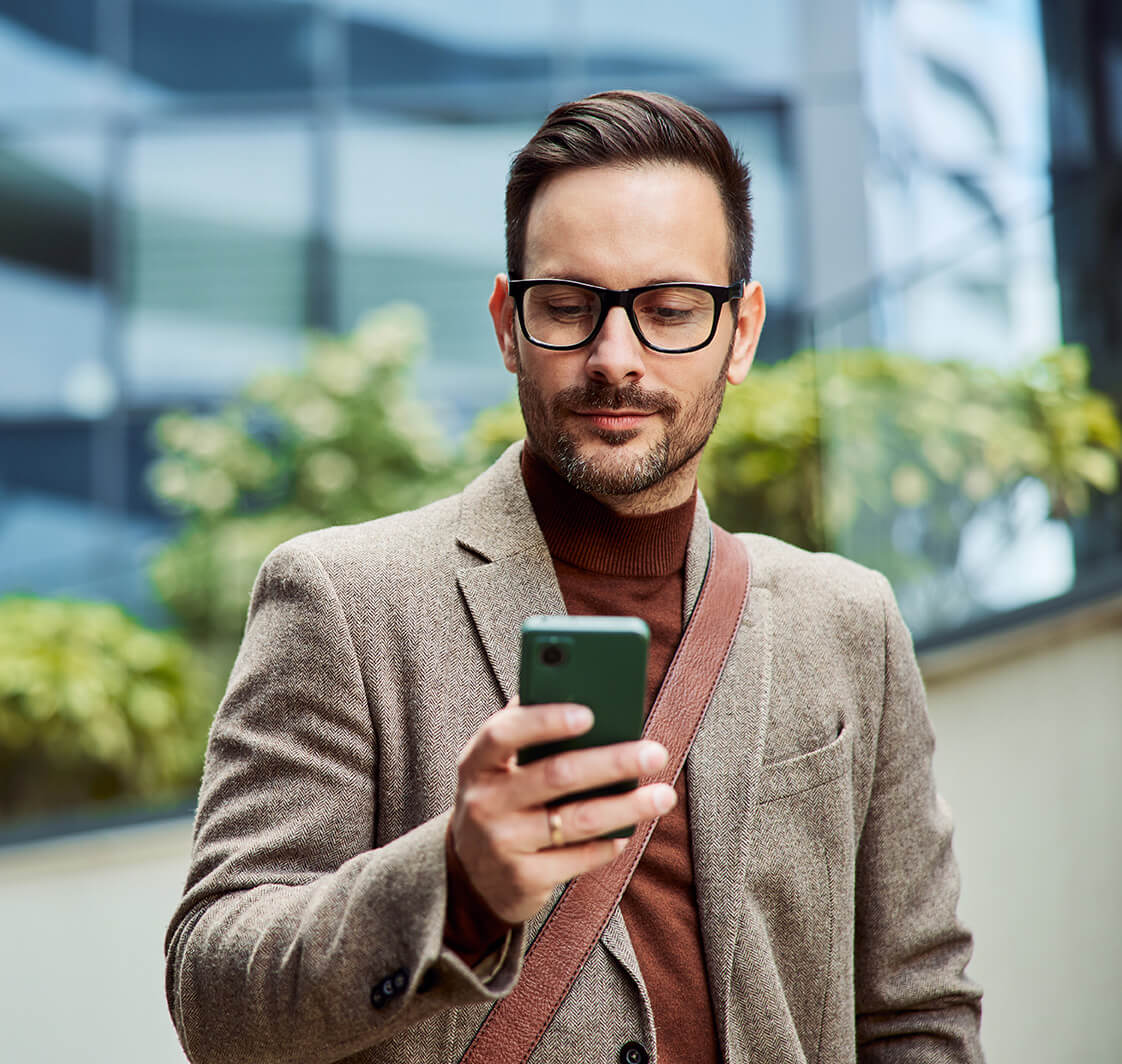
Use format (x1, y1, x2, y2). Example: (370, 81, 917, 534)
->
(547, 808, 565, 849)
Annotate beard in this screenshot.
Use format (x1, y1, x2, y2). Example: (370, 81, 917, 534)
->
(514, 337, 732, 498)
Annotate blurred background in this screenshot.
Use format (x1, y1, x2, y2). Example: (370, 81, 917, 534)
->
(0, 1, 1119, 1061)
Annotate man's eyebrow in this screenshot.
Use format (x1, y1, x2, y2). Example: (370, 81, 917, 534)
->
(639, 276, 712, 287)
(524, 271, 601, 286)
(525, 273, 712, 288)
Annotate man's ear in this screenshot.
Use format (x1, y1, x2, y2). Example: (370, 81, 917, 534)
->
(726, 281, 766, 385)
(488, 274, 518, 374)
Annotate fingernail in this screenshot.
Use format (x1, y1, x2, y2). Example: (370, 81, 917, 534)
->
(567, 706, 593, 731)
(613, 838, 628, 856)
(638, 742, 667, 774)
(653, 785, 676, 814)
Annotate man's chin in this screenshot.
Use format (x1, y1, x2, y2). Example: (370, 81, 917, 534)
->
(565, 433, 652, 476)
(587, 426, 643, 447)
(550, 436, 671, 497)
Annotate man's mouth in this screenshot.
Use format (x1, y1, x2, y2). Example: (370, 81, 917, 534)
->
(571, 409, 654, 432)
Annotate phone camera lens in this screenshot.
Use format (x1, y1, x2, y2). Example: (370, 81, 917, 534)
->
(540, 644, 565, 666)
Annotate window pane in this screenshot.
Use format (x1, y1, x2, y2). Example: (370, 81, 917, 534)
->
(802, 0, 1117, 642)
(0, 2, 109, 115)
(340, 0, 796, 92)
(130, 0, 315, 96)
(715, 111, 795, 307)
(126, 120, 312, 403)
(337, 115, 531, 424)
(0, 132, 105, 417)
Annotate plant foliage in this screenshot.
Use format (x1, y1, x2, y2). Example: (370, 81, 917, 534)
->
(148, 304, 461, 644)
(0, 597, 213, 817)
(708, 346, 1121, 626)
(14, 311, 1118, 824)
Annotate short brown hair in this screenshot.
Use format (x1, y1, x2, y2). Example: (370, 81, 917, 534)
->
(505, 90, 753, 284)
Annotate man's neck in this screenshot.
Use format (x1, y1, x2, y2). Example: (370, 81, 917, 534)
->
(519, 445, 696, 577)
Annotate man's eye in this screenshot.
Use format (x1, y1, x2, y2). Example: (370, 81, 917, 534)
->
(636, 288, 710, 326)
(641, 303, 699, 324)
(548, 302, 593, 318)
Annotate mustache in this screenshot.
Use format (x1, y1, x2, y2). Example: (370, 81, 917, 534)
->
(550, 382, 680, 417)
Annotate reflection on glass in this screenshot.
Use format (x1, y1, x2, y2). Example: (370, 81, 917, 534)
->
(0, 0, 1117, 841)
(337, 116, 532, 424)
(0, 2, 107, 114)
(814, 332, 1107, 638)
(0, 133, 104, 415)
(130, 0, 315, 96)
(716, 111, 794, 306)
(126, 120, 312, 403)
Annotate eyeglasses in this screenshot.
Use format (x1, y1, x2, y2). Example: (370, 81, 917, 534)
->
(508, 278, 744, 354)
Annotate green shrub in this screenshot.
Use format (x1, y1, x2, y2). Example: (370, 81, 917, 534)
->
(707, 345, 1119, 535)
(148, 304, 463, 647)
(0, 597, 214, 818)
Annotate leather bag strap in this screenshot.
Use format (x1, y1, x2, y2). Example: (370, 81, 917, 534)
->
(460, 524, 751, 1064)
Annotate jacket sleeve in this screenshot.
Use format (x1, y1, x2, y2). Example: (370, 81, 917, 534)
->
(164, 541, 524, 1064)
(854, 575, 984, 1063)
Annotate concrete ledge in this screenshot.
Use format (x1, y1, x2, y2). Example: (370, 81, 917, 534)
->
(0, 814, 193, 882)
(919, 586, 1122, 686)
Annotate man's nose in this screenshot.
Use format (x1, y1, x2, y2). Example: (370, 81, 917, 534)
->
(585, 306, 646, 385)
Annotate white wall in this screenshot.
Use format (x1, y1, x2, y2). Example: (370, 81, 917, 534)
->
(0, 818, 192, 1063)
(923, 612, 1122, 1064)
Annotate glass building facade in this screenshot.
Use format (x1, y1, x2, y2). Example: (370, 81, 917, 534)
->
(0, 0, 1119, 643)
(0, 0, 799, 622)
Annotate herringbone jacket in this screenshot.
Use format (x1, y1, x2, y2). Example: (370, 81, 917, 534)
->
(165, 443, 983, 1064)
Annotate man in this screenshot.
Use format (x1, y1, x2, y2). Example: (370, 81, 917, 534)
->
(166, 91, 983, 1064)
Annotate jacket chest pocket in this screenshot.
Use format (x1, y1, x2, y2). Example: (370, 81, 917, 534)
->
(757, 719, 851, 803)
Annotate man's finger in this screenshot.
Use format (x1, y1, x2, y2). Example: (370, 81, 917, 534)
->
(554, 782, 677, 847)
(510, 739, 669, 810)
(524, 836, 630, 887)
(514, 781, 676, 853)
(460, 701, 594, 773)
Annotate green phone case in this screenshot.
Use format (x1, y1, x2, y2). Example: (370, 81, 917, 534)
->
(517, 615, 650, 836)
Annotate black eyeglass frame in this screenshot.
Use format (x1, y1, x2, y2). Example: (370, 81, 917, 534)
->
(508, 278, 745, 354)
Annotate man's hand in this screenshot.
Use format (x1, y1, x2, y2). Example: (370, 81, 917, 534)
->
(451, 698, 676, 924)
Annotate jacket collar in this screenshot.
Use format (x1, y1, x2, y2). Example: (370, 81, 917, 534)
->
(454, 445, 717, 703)
(456, 440, 713, 616)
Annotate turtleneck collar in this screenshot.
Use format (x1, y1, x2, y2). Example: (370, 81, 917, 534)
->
(520, 444, 696, 577)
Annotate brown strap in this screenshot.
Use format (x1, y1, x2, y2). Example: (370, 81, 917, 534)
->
(460, 524, 751, 1064)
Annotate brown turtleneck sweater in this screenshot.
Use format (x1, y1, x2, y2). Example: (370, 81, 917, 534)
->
(444, 447, 721, 1063)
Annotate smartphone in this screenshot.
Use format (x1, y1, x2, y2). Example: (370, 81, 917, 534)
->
(517, 615, 649, 833)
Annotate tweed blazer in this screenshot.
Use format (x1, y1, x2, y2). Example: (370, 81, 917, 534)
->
(165, 443, 983, 1064)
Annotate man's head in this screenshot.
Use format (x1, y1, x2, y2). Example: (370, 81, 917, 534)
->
(489, 91, 766, 514)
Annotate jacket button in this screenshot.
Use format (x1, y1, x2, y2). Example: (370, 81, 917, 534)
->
(619, 1042, 648, 1064)
(371, 968, 409, 1009)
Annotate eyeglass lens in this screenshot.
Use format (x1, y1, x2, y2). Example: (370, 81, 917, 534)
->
(522, 284, 717, 352)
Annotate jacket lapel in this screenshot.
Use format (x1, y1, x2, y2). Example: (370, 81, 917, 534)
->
(455, 444, 566, 703)
(684, 517, 774, 1056)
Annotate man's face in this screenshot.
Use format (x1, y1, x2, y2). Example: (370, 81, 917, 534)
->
(489, 163, 764, 510)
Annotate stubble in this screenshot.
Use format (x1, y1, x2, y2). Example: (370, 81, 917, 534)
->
(514, 337, 733, 499)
